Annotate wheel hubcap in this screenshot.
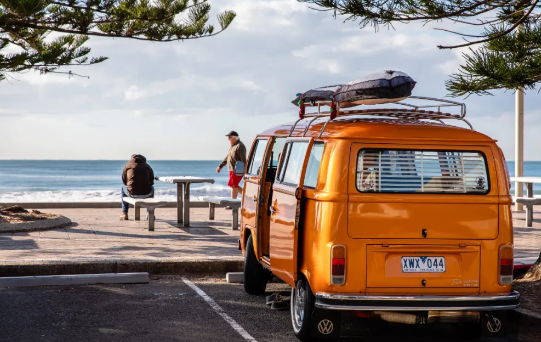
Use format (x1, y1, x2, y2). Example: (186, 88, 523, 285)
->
(293, 284, 305, 329)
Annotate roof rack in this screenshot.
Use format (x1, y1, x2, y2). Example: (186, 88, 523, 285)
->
(288, 96, 472, 138)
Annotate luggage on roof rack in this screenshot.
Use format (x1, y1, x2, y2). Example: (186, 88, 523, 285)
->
(293, 70, 416, 108)
(334, 70, 416, 105)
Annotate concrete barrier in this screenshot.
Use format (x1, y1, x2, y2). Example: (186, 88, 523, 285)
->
(0, 259, 243, 277)
(0, 273, 150, 288)
(226, 272, 244, 284)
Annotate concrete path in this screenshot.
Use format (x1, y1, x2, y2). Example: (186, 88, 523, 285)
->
(0, 208, 241, 261)
(0, 207, 538, 275)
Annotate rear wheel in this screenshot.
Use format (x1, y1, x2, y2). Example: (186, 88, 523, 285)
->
(480, 311, 508, 338)
(291, 277, 314, 341)
(243, 236, 269, 295)
(291, 278, 341, 340)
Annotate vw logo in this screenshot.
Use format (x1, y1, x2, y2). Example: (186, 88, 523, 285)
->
(317, 319, 334, 335)
(487, 317, 502, 333)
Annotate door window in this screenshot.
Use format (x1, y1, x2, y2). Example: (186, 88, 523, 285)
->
(265, 138, 286, 182)
(278, 142, 309, 186)
(269, 138, 286, 168)
(247, 139, 268, 176)
(304, 142, 325, 188)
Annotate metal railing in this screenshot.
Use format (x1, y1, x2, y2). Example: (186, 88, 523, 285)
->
(288, 96, 473, 137)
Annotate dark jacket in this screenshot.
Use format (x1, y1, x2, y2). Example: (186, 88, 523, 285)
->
(219, 140, 247, 172)
(122, 155, 154, 195)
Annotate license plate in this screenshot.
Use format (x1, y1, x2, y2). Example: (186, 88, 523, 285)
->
(401, 256, 446, 273)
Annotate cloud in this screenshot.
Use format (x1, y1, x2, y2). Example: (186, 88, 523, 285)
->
(1, 0, 540, 160)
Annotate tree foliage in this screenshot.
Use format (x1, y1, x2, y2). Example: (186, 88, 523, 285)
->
(446, 23, 541, 96)
(298, 1, 540, 49)
(299, 1, 541, 96)
(0, 0, 236, 81)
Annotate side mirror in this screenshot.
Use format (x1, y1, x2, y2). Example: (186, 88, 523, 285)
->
(235, 161, 245, 176)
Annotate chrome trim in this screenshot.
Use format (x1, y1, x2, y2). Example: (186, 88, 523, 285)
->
(316, 291, 520, 302)
(315, 304, 520, 312)
(315, 291, 520, 312)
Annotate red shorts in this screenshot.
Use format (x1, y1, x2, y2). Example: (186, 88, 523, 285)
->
(228, 171, 243, 188)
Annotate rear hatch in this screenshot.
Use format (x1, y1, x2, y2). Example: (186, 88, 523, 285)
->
(348, 201, 498, 239)
(348, 144, 499, 292)
(348, 145, 498, 240)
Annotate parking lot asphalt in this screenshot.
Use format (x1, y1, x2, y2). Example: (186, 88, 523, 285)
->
(0, 276, 539, 342)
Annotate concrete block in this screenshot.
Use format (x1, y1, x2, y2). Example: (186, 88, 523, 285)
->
(226, 272, 244, 284)
(0, 272, 149, 288)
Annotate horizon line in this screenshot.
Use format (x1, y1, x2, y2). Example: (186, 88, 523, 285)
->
(0, 159, 223, 161)
(1, 159, 541, 162)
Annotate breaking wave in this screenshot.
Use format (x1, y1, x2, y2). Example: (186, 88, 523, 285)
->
(0, 184, 232, 203)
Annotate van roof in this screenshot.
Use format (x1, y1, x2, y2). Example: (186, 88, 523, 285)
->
(259, 117, 495, 142)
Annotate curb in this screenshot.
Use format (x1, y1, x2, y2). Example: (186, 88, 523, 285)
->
(0, 259, 243, 277)
(0, 273, 150, 288)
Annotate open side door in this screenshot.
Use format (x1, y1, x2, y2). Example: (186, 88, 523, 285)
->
(269, 137, 314, 287)
(242, 138, 271, 258)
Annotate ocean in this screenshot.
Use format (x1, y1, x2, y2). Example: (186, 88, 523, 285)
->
(0, 160, 230, 202)
(1, 160, 541, 202)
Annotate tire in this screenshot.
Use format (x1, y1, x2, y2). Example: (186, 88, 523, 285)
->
(480, 311, 508, 338)
(291, 277, 315, 341)
(243, 236, 269, 295)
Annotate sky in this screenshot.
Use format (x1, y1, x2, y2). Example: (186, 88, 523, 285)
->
(1, 0, 540, 161)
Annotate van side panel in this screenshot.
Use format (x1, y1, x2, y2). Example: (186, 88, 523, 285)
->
(300, 199, 355, 294)
(299, 140, 352, 293)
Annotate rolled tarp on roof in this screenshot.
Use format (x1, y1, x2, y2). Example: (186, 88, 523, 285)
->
(293, 70, 416, 107)
(334, 70, 416, 105)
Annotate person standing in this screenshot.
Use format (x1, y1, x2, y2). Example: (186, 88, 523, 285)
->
(216, 131, 247, 203)
(120, 154, 155, 220)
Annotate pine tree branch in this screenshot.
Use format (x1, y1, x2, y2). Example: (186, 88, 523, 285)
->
(0, 0, 236, 81)
(0, 13, 235, 42)
(302, 0, 514, 23)
(47, 0, 206, 19)
(48, 1, 110, 15)
(438, 0, 539, 49)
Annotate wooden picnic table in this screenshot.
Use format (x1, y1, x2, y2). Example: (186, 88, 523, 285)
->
(157, 176, 215, 227)
(511, 177, 541, 227)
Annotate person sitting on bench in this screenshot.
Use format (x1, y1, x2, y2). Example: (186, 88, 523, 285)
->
(120, 154, 155, 220)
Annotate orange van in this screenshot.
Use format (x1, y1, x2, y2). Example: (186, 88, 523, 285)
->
(239, 97, 519, 340)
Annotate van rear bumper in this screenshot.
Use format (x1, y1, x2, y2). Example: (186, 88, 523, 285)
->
(315, 291, 520, 312)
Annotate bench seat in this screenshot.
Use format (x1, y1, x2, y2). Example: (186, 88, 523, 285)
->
(515, 197, 541, 227)
(201, 197, 242, 230)
(122, 197, 168, 231)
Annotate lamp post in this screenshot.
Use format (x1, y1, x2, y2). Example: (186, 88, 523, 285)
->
(515, 87, 524, 211)
(515, 19, 525, 212)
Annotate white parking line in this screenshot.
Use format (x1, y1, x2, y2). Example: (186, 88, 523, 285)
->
(182, 277, 258, 342)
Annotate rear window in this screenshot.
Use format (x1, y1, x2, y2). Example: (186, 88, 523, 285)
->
(356, 149, 489, 194)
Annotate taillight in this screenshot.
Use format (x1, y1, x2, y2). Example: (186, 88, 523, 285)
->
(499, 245, 514, 285)
(331, 245, 346, 285)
